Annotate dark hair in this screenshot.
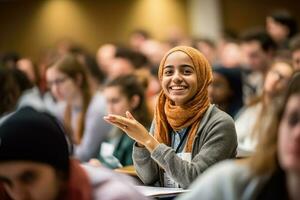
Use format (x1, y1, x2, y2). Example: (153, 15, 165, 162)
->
(0, 68, 32, 115)
(1, 52, 20, 68)
(105, 74, 152, 127)
(130, 29, 150, 40)
(212, 66, 244, 117)
(240, 29, 277, 52)
(115, 47, 149, 69)
(78, 52, 106, 85)
(269, 10, 298, 39)
(192, 38, 216, 49)
(249, 72, 300, 175)
(289, 34, 300, 53)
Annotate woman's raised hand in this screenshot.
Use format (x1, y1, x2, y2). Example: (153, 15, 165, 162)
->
(103, 111, 159, 152)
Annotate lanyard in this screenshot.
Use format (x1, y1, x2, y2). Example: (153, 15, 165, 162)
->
(175, 126, 191, 153)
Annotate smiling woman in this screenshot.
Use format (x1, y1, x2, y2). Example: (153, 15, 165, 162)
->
(104, 46, 237, 189)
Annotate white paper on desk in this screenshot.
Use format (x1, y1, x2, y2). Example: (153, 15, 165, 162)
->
(135, 186, 190, 197)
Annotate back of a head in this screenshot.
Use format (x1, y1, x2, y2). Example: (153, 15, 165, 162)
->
(213, 66, 243, 101)
(0, 107, 70, 173)
(290, 34, 300, 53)
(240, 28, 277, 52)
(0, 68, 32, 115)
(51, 54, 87, 81)
(115, 47, 149, 69)
(269, 10, 298, 38)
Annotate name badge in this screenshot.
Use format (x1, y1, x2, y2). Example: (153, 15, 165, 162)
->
(100, 142, 115, 157)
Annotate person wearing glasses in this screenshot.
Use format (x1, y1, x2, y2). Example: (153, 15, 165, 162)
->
(46, 54, 111, 162)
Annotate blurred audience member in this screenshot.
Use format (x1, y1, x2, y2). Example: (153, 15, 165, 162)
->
(235, 60, 294, 157)
(0, 68, 32, 116)
(177, 72, 300, 200)
(266, 10, 298, 50)
(96, 75, 152, 169)
(0, 52, 20, 69)
(208, 66, 244, 118)
(16, 58, 39, 85)
(193, 38, 217, 65)
(240, 29, 277, 101)
(219, 40, 243, 68)
(129, 29, 151, 51)
(96, 43, 117, 77)
(46, 54, 111, 162)
(290, 34, 300, 71)
(0, 107, 147, 200)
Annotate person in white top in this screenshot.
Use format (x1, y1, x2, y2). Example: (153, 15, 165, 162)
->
(46, 54, 111, 162)
(235, 59, 294, 157)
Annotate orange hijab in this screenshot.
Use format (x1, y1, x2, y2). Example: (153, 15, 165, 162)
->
(154, 46, 212, 152)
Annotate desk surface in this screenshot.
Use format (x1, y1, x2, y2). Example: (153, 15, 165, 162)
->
(114, 165, 137, 176)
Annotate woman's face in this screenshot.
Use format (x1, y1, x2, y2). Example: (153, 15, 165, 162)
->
(266, 17, 289, 42)
(161, 51, 198, 106)
(46, 67, 79, 102)
(104, 86, 135, 116)
(264, 62, 293, 97)
(208, 72, 232, 105)
(278, 94, 300, 174)
(0, 161, 63, 200)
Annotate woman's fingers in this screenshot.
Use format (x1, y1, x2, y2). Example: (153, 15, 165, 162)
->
(126, 111, 135, 120)
(104, 115, 134, 133)
(104, 117, 127, 129)
(104, 114, 130, 123)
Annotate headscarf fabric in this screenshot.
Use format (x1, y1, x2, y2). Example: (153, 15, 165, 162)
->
(154, 46, 212, 152)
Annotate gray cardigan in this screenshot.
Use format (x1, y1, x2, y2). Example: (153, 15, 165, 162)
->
(133, 104, 237, 189)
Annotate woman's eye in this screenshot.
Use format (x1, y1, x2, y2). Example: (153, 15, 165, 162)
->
(287, 113, 300, 127)
(183, 69, 192, 75)
(164, 70, 173, 76)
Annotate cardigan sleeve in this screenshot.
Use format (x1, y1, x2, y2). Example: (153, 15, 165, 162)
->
(150, 110, 237, 188)
(132, 144, 160, 185)
(134, 107, 237, 188)
(132, 120, 160, 185)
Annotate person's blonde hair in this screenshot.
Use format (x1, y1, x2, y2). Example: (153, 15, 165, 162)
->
(249, 72, 300, 175)
(249, 60, 294, 140)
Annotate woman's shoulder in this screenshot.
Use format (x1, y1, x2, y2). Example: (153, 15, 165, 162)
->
(178, 160, 263, 200)
(205, 104, 235, 124)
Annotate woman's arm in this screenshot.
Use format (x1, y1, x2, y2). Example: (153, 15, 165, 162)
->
(103, 111, 160, 152)
(104, 110, 237, 188)
(150, 112, 237, 188)
(104, 112, 161, 185)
